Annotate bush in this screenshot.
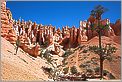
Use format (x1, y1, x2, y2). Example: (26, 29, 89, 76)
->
(88, 45, 101, 54)
(43, 41, 49, 47)
(70, 66, 78, 74)
(42, 66, 53, 74)
(92, 61, 98, 65)
(42, 50, 53, 64)
(63, 62, 68, 66)
(106, 57, 113, 62)
(63, 67, 69, 74)
(62, 58, 68, 66)
(87, 68, 94, 73)
(77, 45, 85, 50)
(109, 73, 116, 79)
(86, 61, 91, 64)
(62, 50, 74, 58)
(79, 64, 89, 68)
(39, 41, 49, 48)
(94, 67, 100, 72)
(39, 49, 44, 58)
(82, 49, 88, 53)
(103, 70, 115, 79)
(103, 70, 109, 74)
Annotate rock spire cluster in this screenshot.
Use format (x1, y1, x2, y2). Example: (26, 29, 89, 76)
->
(1, 1, 119, 57)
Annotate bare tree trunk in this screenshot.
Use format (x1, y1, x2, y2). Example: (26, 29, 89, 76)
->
(100, 57, 103, 79)
(98, 19, 103, 79)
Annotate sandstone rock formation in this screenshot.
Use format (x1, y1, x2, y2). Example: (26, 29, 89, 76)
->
(87, 16, 116, 40)
(110, 19, 121, 36)
(1, 1, 17, 44)
(1, 1, 121, 81)
(1, 1, 120, 59)
(65, 36, 121, 79)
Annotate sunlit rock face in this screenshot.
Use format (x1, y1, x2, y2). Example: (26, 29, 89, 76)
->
(79, 21, 88, 42)
(110, 19, 121, 36)
(20, 42, 41, 58)
(101, 19, 115, 37)
(1, 1, 120, 58)
(1, 1, 17, 44)
(59, 24, 88, 49)
(87, 16, 116, 40)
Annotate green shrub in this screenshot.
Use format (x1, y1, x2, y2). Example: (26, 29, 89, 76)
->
(87, 68, 94, 73)
(70, 66, 78, 74)
(42, 66, 53, 74)
(92, 61, 98, 65)
(109, 73, 116, 79)
(42, 50, 53, 63)
(82, 49, 88, 53)
(39, 41, 49, 48)
(62, 50, 74, 58)
(103, 70, 109, 74)
(63, 67, 69, 74)
(86, 61, 91, 64)
(39, 49, 44, 58)
(79, 64, 88, 68)
(43, 41, 49, 47)
(106, 57, 113, 62)
(77, 45, 85, 50)
(103, 70, 115, 79)
(63, 62, 68, 66)
(94, 67, 100, 72)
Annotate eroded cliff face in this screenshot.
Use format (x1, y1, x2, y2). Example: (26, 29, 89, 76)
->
(65, 36, 121, 79)
(1, 1, 17, 44)
(87, 16, 116, 40)
(1, 1, 121, 81)
(1, 1, 120, 58)
(110, 19, 121, 36)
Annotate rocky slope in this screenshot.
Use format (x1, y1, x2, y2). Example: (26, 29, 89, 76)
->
(65, 36, 121, 79)
(110, 19, 121, 36)
(1, 37, 49, 81)
(1, 1, 121, 81)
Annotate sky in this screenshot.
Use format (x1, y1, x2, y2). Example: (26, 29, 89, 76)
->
(6, 1, 121, 28)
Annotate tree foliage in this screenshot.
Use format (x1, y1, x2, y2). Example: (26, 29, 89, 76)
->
(91, 5, 108, 19)
(40, 49, 63, 81)
(62, 49, 74, 58)
(89, 44, 117, 61)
